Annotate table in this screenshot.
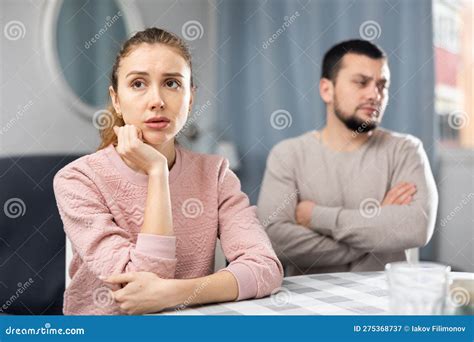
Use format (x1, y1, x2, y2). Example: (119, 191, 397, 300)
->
(162, 272, 388, 315)
(159, 271, 473, 316)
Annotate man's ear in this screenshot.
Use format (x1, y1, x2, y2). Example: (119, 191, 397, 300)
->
(319, 78, 334, 104)
(109, 86, 121, 113)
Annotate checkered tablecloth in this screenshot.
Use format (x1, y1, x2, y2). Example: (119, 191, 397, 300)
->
(161, 272, 390, 315)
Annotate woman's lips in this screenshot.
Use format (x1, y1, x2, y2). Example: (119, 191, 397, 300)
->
(145, 121, 170, 129)
(145, 116, 170, 129)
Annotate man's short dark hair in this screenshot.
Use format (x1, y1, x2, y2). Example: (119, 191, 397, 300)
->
(321, 39, 386, 81)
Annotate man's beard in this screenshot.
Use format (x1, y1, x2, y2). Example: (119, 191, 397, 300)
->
(333, 98, 379, 133)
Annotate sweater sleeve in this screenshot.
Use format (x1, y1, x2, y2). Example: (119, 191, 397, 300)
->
(53, 166, 177, 279)
(216, 159, 283, 301)
(309, 137, 438, 252)
(256, 144, 366, 269)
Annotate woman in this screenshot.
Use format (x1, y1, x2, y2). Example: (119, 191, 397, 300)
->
(53, 27, 283, 315)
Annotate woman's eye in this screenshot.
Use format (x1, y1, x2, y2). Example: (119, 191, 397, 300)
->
(165, 80, 180, 89)
(131, 80, 145, 89)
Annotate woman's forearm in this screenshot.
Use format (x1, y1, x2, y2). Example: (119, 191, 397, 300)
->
(174, 271, 238, 309)
(140, 171, 173, 236)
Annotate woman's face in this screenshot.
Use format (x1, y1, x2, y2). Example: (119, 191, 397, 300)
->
(110, 43, 193, 147)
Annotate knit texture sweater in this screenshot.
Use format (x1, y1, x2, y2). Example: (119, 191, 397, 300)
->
(54, 144, 283, 315)
(257, 129, 438, 276)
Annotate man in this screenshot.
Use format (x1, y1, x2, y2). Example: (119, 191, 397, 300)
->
(257, 39, 438, 276)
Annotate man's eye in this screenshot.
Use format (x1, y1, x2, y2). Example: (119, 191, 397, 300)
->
(165, 80, 180, 89)
(355, 80, 367, 86)
(131, 80, 145, 89)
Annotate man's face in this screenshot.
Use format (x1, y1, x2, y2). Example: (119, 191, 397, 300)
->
(328, 53, 390, 133)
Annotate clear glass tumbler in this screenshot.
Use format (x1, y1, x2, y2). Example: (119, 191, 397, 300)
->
(385, 262, 451, 315)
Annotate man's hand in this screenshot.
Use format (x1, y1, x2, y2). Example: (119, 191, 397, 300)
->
(382, 182, 417, 206)
(295, 200, 316, 228)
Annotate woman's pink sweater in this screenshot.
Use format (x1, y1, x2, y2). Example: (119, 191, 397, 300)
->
(53, 144, 283, 315)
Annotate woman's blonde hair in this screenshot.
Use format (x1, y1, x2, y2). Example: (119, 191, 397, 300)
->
(97, 27, 194, 150)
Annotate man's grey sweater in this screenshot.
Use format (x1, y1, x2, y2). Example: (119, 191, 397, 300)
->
(257, 128, 438, 276)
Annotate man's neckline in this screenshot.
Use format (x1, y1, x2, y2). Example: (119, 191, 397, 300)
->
(311, 130, 376, 154)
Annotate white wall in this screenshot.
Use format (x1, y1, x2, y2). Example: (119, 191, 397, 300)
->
(1, 0, 100, 155)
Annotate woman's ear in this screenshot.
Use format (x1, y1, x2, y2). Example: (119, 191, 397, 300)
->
(109, 86, 121, 114)
(188, 87, 195, 112)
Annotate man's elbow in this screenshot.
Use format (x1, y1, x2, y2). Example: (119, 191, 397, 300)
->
(416, 186, 439, 246)
(412, 209, 436, 248)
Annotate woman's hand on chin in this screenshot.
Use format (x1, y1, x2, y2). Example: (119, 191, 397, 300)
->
(113, 124, 168, 176)
(104, 272, 183, 315)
